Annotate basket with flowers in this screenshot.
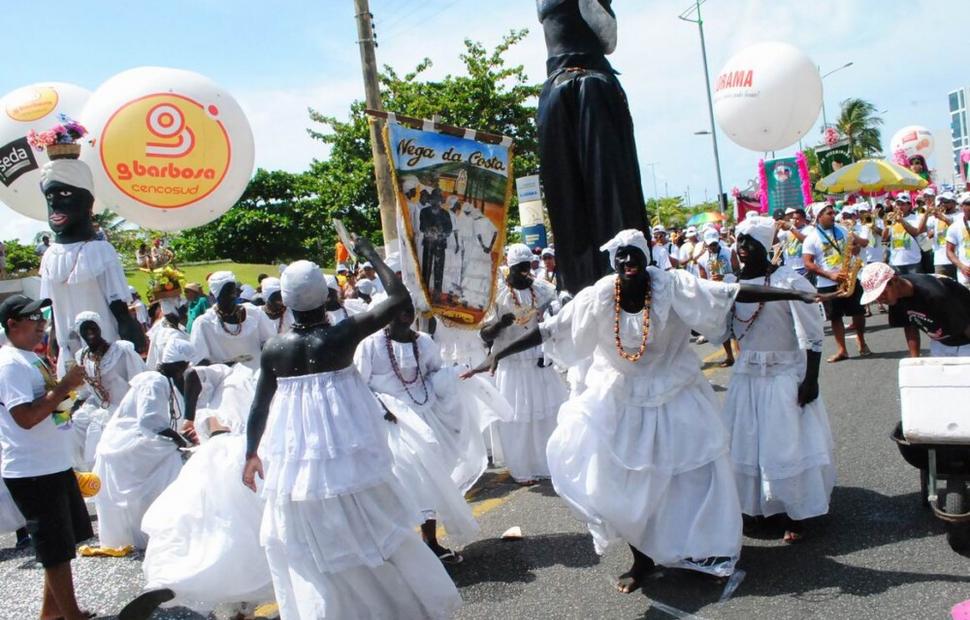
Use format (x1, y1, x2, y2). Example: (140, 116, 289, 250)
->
(26, 114, 88, 160)
(147, 265, 187, 301)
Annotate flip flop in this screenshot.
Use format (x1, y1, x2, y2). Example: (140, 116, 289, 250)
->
(118, 588, 175, 620)
(436, 548, 464, 564)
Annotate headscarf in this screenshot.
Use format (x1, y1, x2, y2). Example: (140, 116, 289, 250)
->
(40, 159, 94, 194)
(207, 271, 237, 299)
(599, 229, 650, 266)
(239, 284, 256, 301)
(735, 216, 775, 253)
(261, 277, 282, 300)
(281, 260, 327, 311)
(160, 338, 195, 364)
(73, 311, 105, 335)
(506, 243, 533, 267)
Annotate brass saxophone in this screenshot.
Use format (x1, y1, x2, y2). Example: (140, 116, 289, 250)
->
(836, 232, 863, 298)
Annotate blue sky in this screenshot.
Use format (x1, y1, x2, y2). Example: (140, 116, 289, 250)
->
(2, 0, 967, 241)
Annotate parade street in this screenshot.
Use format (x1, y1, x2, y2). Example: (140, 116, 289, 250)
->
(0, 311, 967, 620)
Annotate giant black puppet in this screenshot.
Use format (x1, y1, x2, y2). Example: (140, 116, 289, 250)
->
(537, 0, 649, 294)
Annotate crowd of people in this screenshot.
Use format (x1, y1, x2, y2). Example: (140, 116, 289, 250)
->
(2, 182, 970, 618)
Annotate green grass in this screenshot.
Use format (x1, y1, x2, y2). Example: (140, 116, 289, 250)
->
(126, 262, 280, 297)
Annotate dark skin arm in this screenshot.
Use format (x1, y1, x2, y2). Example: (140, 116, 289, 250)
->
(798, 350, 821, 406)
(179, 369, 203, 444)
(345, 238, 411, 340)
(735, 283, 817, 304)
(480, 313, 515, 343)
(110, 299, 147, 353)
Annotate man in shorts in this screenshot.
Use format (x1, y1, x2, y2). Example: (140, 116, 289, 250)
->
(0, 295, 91, 620)
(803, 204, 871, 362)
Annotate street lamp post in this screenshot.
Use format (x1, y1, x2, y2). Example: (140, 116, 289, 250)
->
(644, 162, 659, 201)
(679, 0, 726, 213)
(819, 61, 854, 131)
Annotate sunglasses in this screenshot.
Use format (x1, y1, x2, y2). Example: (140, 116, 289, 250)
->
(16, 312, 45, 322)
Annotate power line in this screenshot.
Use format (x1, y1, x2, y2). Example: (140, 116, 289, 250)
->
(381, 0, 464, 44)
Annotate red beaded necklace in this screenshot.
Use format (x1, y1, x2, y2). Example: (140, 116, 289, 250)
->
(383, 328, 430, 405)
(613, 276, 652, 363)
(731, 272, 772, 341)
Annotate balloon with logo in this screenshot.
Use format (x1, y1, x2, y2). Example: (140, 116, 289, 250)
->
(890, 126, 934, 161)
(0, 82, 92, 221)
(713, 42, 822, 152)
(81, 67, 254, 231)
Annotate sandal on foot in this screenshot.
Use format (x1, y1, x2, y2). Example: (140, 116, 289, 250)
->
(858, 346, 872, 357)
(119, 588, 175, 620)
(826, 353, 848, 363)
(436, 548, 464, 564)
(719, 359, 735, 368)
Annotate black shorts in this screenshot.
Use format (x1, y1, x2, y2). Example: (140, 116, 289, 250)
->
(935, 264, 958, 279)
(894, 262, 922, 275)
(4, 469, 93, 567)
(818, 284, 864, 320)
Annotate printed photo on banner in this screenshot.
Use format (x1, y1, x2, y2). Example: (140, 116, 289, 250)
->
(383, 120, 512, 326)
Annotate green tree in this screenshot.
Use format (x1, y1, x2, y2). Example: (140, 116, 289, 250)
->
(3, 240, 40, 274)
(836, 98, 883, 160)
(306, 29, 541, 251)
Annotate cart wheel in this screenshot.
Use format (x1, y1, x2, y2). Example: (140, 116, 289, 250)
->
(919, 469, 929, 508)
(945, 481, 970, 552)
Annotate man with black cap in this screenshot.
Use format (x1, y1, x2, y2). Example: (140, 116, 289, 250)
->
(0, 294, 92, 620)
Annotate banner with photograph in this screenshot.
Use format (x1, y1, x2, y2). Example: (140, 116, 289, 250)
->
(760, 154, 812, 213)
(383, 118, 512, 327)
(816, 139, 853, 176)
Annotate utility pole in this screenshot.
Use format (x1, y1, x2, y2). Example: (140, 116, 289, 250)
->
(353, 0, 398, 249)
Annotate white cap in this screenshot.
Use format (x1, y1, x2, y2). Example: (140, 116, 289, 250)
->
(362, 261, 374, 269)
(703, 228, 720, 244)
(506, 243, 533, 267)
(784, 207, 797, 215)
(540, 247, 555, 257)
(922, 186, 937, 196)
(685, 226, 698, 237)
(651, 224, 666, 234)
(40, 159, 95, 194)
(261, 277, 281, 300)
(207, 271, 237, 299)
(938, 191, 956, 203)
(160, 338, 195, 364)
(324, 274, 339, 292)
(736, 216, 775, 252)
(895, 193, 911, 203)
(281, 260, 327, 312)
(356, 279, 376, 296)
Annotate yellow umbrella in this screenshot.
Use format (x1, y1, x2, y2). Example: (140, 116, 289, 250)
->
(815, 158, 928, 194)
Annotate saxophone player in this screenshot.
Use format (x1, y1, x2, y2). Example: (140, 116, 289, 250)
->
(803, 204, 871, 362)
(929, 191, 958, 279)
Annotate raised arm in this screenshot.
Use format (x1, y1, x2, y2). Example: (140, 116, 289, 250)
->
(346, 237, 410, 340)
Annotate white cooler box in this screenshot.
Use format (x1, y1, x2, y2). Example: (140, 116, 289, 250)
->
(900, 357, 970, 444)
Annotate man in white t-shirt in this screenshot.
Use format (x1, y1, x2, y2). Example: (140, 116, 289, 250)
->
(678, 226, 703, 276)
(777, 208, 811, 277)
(856, 204, 885, 265)
(945, 193, 970, 287)
(882, 194, 928, 274)
(0, 295, 90, 620)
(651, 225, 679, 270)
(929, 192, 959, 279)
(803, 204, 871, 362)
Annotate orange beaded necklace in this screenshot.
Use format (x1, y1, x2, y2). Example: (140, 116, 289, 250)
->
(613, 275, 652, 363)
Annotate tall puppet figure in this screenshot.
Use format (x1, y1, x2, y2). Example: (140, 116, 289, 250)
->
(537, 0, 649, 294)
(39, 154, 145, 376)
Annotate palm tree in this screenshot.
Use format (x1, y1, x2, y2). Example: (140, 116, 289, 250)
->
(836, 98, 884, 161)
(93, 209, 126, 234)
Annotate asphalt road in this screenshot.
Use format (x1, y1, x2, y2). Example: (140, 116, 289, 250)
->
(1, 311, 968, 619)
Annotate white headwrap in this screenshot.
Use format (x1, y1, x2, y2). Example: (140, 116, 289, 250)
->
(261, 277, 281, 300)
(599, 229, 650, 266)
(324, 274, 340, 292)
(356, 279, 376, 296)
(506, 243, 533, 267)
(207, 271, 237, 299)
(735, 216, 776, 253)
(281, 260, 327, 311)
(73, 311, 105, 335)
(239, 284, 256, 301)
(160, 338, 195, 364)
(402, 175, 420, 194)
(40, 159, 94, 194)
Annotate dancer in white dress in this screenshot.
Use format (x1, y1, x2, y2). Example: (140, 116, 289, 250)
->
(259, 277, 294, 334)
(724, 217, 834, 542)
(479, 243, 567, 484)
(93, 340, 191, 549)
(243, 247, 461, 620)
(72, 312, 146, 471)
(190, 271, 275, 370)
(465, 229, 818, 592)
(356, 301, 483, 561)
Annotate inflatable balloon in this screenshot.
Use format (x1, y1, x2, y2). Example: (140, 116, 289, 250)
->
(81, 67, 254, 231)
(713, 42, 822, 152)
(0, 82, 92, 221)
(890, 126, 934, 161)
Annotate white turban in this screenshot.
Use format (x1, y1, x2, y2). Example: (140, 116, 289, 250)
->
(261, 277, 281, 300)
(239, 284, 256, 301)
(736, 216, 776, 253)
(281, 260, 327, 311)
(599, 229, 650, 266)
(161, 338, 195, 364)
(402, 175, 420, 194)
(207, 271, 237, 299)
(506, 243, 533, 267)
(73, 311, 105, 335)
(40, 159, 94, 195)
(356, 279, 376, 296)
(324, 274, 340, 292)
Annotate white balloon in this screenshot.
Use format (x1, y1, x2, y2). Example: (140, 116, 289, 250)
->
(713, 42, 822, 152)
(81, 67, 255, 231)
(0, 82, 91, 221)
(890, 126, 934, 161)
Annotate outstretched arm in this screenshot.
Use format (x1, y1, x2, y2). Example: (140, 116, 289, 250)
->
(463, 327, 543, 378)
(347, 237, 410, 339)
(736, 283, 817, 304)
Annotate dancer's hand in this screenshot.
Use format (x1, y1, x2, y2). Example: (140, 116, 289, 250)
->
(461, 354, 498, 379)
(242, 454, 264, 492)
(384, 410, 398, 424)
(797, 379, 819, 406)
(181, 420, 199, 445)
